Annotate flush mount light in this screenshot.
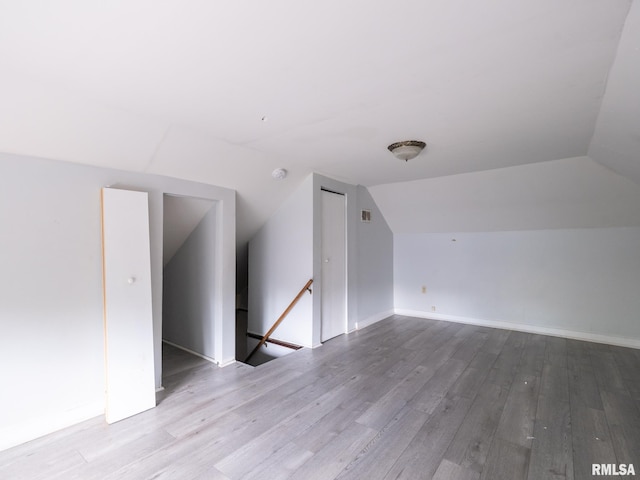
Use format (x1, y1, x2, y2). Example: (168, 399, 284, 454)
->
(387, 140, 426, 161)
(271, 168, 288, 180)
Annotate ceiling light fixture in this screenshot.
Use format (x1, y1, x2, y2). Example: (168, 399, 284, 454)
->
(387, 140, 426, 162)
(271, 168, 287, 180)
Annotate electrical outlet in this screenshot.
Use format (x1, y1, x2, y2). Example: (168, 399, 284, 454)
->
(421, 286, 427, 294)
(431, 306, 436, 312)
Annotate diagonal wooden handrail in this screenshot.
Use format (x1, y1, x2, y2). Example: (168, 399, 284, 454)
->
(245, 279, 313, 364)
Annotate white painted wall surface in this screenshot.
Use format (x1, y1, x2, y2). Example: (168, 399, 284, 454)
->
(248, 175, 314, 347)
(394, 228, 640, 346)
(163, 205, 217, 359)
(355, 185, 394, 328)
(248, 174, 395, 349)
(0, 153, 235, 450)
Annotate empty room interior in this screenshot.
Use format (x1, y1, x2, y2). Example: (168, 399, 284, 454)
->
(1, 1, 639, 479)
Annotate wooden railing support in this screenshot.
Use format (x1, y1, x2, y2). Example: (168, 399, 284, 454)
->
(245, 279, 313, 364)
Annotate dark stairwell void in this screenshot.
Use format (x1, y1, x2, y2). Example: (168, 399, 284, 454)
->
(236, 306, 302, 367)
(239, 279, 312, 366)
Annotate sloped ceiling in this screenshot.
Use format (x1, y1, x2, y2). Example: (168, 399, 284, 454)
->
(163, 195, 215, 266)
(370, 157, 640, 234)
(588, 0, 640, 185)
(0, 0, 638, 245)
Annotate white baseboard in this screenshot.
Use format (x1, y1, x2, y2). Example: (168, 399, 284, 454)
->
(218, 358, 237, 368)
(356, 309, 395, 330)
(162, 339, 218, 364)
(162, 339, 237, 368)
(0, 401, 103, 452)
(395, 309, 640, 350)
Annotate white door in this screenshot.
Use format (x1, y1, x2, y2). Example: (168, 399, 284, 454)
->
(321, 189, 347, 342)
(101, 188, 156, 424)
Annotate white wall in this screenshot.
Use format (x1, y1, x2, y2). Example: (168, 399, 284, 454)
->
(354, 185, 394, 328)
(248, 173, 395, 349)
(248, 175, 314, 347)
(0, 153, 235, 451)
(163, 205, 218, 359)
(394, 228, 640, 347)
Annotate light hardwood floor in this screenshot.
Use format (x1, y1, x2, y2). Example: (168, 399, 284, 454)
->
(1, 316, 640, 479)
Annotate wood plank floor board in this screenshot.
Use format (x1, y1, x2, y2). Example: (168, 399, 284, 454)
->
(433, 458, 480, 480)
(600, 391, 640, 467)
(544, 336, 567, 363)
(161, 360, 252, 398)
(569, 404, 618, 480)
(236, 441, 314, 480)
(442, 381, 511, 474)
(451, 330, 491, 364)
(162, 367, 305, 438)
(447, 361, 496, 401)
(214, 375, 369, 479)
(494, 372, 540, 448)
(414, 322, 464, 354)
(518, 334, 547, 377)
(2, 317, 640, 480)
(381, 345, 436, 379)
(356, 364, 436, 430)
(491, 334, 545, 450)
(401, 319, 451, 351)
(161, 343, 210, 377)
(98, 411, 274, 480)
(567, 339, 604, 411)
(589, 347, 628, 395)
(611, 346, 640, 404)
(538, 361, 570, 404)
(334, 371, 405, 410)
(485, 331, 527, 389)
(189, 466, 230, 480)
(479, 328, 511, 357)
(527, 398, 573, 480)
(289, 421, 378, 480)
(408, 357, 469, 414)
(333, 406, 429, 480)
(0, 415, 104, 470)
(0, 444, 87, 480)
(382, 395, 473, 480)
(480, 438, 530, 480)
(527, 337, 574, 480)
(292, 402, 372, 454)
(53, 429, 176, 480)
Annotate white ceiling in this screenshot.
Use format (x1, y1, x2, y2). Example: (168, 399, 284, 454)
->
(370, 156, 640, 234)
(0, 0, 638, 246)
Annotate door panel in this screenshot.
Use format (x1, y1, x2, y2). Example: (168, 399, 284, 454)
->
(321, 190, 346, 342)
(101, 188, 155, 423)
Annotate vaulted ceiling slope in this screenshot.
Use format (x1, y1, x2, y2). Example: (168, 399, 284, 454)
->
(0, 1, 638, 244)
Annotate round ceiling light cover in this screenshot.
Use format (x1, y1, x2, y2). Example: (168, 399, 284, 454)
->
(271, 168, 288, 180)
(387, 140, 426, 161)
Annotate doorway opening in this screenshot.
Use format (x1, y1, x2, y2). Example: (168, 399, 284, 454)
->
(161, 194, 217, 386)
